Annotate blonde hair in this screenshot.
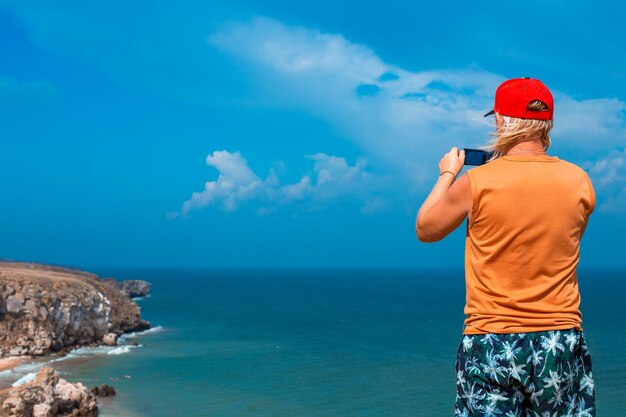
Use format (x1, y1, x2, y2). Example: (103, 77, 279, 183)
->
(481, 100, 554, 162)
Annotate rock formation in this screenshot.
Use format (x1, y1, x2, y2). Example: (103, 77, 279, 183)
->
(0, 262, 151, 357)
(90, 385, 116, 397)
(101, 278, 151, 298)
(0, 367, 98, 417)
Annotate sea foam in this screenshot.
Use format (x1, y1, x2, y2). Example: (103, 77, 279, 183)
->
(107, 344, 143, 355)
(119, 325, 164, 342)
(11, 372, 36, 387)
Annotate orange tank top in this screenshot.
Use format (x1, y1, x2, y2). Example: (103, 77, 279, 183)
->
(463, 154, 595, 335)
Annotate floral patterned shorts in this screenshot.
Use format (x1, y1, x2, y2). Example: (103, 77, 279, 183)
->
(455, 328, 595, 417)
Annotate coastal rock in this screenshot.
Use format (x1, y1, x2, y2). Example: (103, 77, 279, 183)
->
(90, 384, 116, 397)
(0, 262, 151, 358)
(0, 366, 98, 417)
(102, 278, 151, 298)
(102, 333, 117, 346)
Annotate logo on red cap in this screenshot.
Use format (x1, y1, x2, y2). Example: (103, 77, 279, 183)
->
(484, 78, 554, 120)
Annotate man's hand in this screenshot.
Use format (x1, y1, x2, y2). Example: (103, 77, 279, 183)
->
(439, 147, 465, 177)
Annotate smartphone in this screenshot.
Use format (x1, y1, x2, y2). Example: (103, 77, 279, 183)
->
(463, 148, 494, 166)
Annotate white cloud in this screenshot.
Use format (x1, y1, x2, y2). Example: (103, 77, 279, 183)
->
(178, 151, 264, 215)
(587, 148, 626, 213)
(170, 150, 391, 217)
(208, 16, 626, 188)
(208, 17, 498, 187)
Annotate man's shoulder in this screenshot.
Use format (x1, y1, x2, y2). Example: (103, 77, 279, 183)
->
(555, 157, 590, 178)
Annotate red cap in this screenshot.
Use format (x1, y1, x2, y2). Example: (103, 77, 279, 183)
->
(484, 77, 554, 120)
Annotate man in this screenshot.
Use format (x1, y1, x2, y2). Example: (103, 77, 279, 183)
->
(415, 78, 596, 416)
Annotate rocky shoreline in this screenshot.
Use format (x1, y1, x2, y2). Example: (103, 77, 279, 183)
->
(0, 261, 152, 416)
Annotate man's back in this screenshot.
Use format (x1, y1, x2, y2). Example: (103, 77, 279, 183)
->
(463, 154, 596, 334)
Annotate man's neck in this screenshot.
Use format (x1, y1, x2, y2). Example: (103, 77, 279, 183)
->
(505, 140, 546, 156)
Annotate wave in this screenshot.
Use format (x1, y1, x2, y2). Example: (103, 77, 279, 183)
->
(49, 346, 113, 363)
(0, 362, 45, 386)
(107, 344, 142, 355)
(0, 361, 46, 386)
(119, 325, 164, 342)
(12, 362, 46, 374)
(11, 372, 36, 387)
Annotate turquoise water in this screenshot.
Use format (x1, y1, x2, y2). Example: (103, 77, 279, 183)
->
(16, 269, 626, 416)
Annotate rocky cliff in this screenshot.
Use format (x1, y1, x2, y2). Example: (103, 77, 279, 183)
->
(0, 262, 151, 357)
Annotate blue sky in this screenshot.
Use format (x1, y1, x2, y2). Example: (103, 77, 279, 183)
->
(0, 1, 625, 269)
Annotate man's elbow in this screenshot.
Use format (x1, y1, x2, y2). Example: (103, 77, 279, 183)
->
(415, 217, 439, 243)
(416, 229, 439, 243)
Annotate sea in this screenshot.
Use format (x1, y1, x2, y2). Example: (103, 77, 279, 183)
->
(1, 268, 624, 417)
